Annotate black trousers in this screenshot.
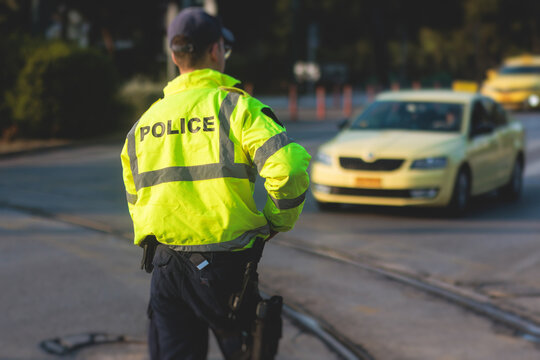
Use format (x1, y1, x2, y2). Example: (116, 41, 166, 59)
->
(148, 244, 261, 360)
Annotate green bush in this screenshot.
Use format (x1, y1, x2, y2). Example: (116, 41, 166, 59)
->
(9, 41, 127, 138)
(0, 34, 39, 135)
(119, 76, 163, 124)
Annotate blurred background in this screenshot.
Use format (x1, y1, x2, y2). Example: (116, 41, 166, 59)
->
(1, 0, 540, 139)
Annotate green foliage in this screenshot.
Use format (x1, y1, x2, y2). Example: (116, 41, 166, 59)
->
(9, 41, 127, 138)
(3, 0, 540, 98)
(119, 76, 162, 124)
(0, 33, 38, 133)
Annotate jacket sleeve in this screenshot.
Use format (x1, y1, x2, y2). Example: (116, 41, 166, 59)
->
(120, 137, 137, 217)
(120, 99, 161, 227)
(240, 99, 311, 232)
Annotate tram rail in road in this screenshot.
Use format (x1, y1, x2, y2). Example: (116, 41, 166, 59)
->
(273, 236, 540, 345)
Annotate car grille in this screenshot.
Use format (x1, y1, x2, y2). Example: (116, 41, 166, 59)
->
(339, 157, 404, 171)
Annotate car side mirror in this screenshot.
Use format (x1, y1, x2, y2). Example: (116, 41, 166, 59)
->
(472, 122, 495, 137)
(337, 118, 350, 131)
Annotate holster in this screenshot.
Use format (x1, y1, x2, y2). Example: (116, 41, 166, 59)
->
(251, 296, 283, 360)
(228, 238, 283, 360)
(140, 235, 159, 273)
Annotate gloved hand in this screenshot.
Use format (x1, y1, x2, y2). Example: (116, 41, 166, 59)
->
(266, 230, 279, 241)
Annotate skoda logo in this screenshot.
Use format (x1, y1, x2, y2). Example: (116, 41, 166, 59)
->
(364, 152, 376, 162)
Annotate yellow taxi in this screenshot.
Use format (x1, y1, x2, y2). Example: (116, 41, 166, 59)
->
(311, 90, 525, 215)
(481, 54, 540, 110)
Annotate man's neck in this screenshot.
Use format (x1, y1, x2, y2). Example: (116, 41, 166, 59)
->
(178, 63, 220, 75)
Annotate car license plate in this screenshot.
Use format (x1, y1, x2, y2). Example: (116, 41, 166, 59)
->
(355, 177, 381, 188)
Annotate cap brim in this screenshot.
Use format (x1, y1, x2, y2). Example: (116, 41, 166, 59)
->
(222, 27, 234, 44)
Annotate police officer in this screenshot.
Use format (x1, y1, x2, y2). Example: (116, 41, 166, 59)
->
(120, 7, 311, 360)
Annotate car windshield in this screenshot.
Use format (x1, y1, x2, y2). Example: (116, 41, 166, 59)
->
(349, 101, 464, 132)
(499, 66, 540, 75)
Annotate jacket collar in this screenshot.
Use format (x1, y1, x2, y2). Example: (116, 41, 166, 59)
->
(163, 69, 240, 96)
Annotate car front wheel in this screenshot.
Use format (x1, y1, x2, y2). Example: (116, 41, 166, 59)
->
(499, 159, 523, 201)
(446, 168, 470, 217)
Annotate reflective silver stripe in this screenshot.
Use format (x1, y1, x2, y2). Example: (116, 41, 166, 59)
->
(253, 132, 292, 173)
(135, 163, 256, 189)
(269, 190, 307, 210)
(126, 192, 138, 204)
(127, 120, 140, 180)
(167, 225, 270, 252)
(219, 92, 240, 163)
(126, 91, 254, 191)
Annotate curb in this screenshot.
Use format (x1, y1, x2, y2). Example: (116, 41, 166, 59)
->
(0, 133, 125, 160)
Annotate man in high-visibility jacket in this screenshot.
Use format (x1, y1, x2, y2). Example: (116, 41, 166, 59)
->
(120, 7, 310, 359)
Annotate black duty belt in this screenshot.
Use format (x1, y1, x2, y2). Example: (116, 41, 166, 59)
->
(166, 246, 255, 270)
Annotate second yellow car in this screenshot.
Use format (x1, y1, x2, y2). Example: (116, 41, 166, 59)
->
(481, 54, 540, 110)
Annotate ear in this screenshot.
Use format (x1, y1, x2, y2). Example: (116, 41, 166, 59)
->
(209, 42, 220, 63)
(171, 52, 180, 67)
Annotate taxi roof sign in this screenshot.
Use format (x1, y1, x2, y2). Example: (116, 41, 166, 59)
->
(452, 80, 478, 93)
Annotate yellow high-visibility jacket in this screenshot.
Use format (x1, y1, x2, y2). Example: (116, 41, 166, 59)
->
(121, 69, 311, 251)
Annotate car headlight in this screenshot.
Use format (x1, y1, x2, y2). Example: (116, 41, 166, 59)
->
(528, 94, 540, 107)
(410, 157, 448, 169)
(315, 151, 333, 166)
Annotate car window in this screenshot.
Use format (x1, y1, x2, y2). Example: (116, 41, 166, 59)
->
(480, 99, 495, 119)
(470, 101, 485, 132)
(493, 103, 508, 126)
(350, 101, 463, 132)
(470, 100, 496, 136)
(480, 98, 507, 127)
(481, 98, 499, 125)
(499, 66, 540, 75)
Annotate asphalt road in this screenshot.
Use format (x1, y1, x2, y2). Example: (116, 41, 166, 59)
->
(1, 111, 539, 359)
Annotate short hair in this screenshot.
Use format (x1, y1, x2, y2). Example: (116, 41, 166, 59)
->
(171, 35, 214, 68)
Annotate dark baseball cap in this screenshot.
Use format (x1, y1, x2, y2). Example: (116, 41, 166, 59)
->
(168, 7, 234, 53)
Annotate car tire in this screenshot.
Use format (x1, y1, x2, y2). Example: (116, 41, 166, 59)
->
(446, 168, 470, 217)
(316, 200, 341, 212)
(499, 159, 523, 202)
